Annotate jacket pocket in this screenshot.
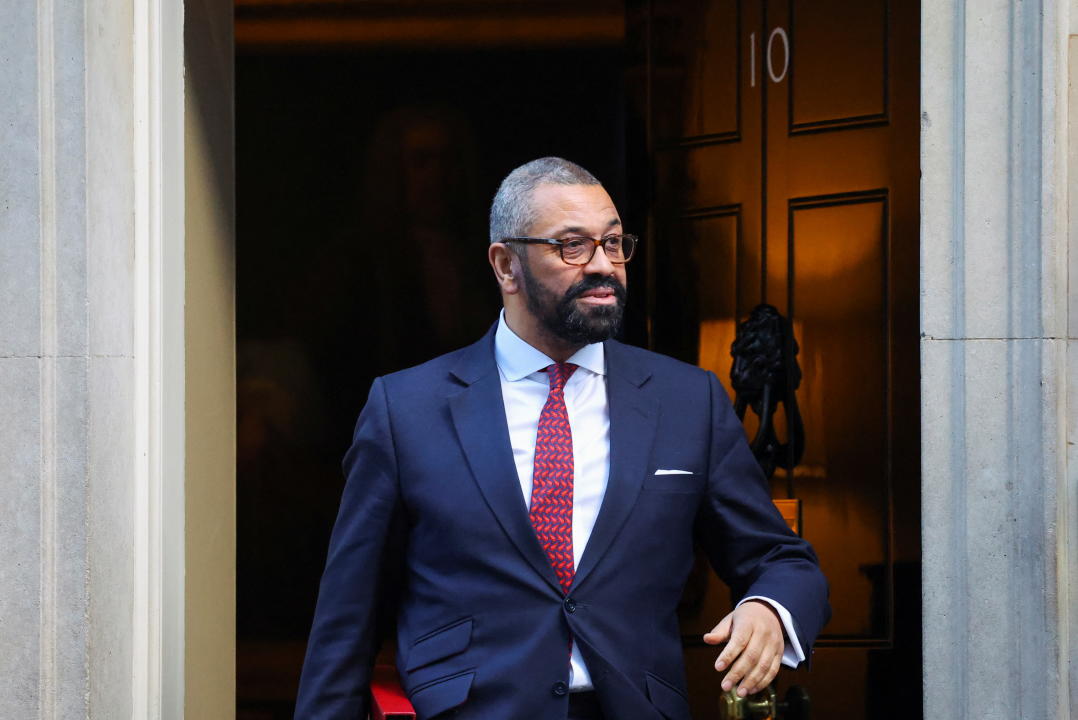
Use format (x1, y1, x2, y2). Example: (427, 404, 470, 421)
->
(409, 669, 475, 718)
(642, 472, 705, 493)
(645, 671, 691, 720)
(405, 617, 474, 672)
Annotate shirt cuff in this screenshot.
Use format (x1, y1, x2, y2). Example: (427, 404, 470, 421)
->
(737, 595, 805, 668)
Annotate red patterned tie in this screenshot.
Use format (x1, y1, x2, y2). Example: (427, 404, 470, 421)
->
(529, 362, 578, 594)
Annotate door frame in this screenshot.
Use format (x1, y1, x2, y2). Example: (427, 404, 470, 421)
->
(151, 1, 1077, 717)
(135, 0, 235, 717)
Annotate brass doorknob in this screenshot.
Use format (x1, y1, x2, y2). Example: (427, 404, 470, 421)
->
(719, 684, 810, 720)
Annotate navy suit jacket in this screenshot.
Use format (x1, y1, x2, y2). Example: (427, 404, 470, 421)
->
(294, 326, 829, 720)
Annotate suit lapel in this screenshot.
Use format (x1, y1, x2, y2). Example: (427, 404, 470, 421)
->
(572, 340, 659, 591)
(448, 329, 563, 595)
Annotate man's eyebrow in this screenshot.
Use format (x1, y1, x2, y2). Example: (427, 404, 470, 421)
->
(553, 218, 623, 237)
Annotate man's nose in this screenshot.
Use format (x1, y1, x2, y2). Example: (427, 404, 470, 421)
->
(583, 241, 616, 275)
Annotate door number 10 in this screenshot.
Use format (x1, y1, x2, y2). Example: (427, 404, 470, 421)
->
(750, 28, 790, 86)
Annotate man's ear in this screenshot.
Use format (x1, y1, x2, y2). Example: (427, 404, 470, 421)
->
(489, 242, 521, 295)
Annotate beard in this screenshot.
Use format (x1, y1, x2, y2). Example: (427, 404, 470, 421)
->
(518, 257, 627, 345)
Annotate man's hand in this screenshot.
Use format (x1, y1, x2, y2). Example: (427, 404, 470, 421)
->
(702, 599, 784, 697)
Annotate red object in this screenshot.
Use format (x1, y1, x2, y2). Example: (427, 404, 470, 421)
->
(371, 665, 415, 720)
(529, 362, 579, 593)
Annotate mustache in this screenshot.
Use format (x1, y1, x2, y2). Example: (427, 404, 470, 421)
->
(565, 275, 627, 302)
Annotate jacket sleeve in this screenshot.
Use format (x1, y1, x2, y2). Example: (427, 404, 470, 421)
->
(696, 370, 831, 659)
(294, 377, 403, 719)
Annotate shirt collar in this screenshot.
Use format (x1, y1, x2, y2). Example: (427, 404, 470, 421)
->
(495, 309, 606, 381)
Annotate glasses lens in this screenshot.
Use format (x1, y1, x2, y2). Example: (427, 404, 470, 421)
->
(561, 237, 594, 264)
(603, 234, 635, 263)
(602, 235, 625, 261)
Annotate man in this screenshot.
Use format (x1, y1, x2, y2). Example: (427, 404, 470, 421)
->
(295, 158, 829, 720)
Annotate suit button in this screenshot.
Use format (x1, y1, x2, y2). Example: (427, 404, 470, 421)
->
(552, 681, 568, 697)
(564, 597, 577, 613)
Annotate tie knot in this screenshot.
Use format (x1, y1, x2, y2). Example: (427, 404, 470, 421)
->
(545, 362, 578, 391)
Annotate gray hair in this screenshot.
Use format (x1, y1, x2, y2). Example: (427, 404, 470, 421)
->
(489, 157, 601, 244)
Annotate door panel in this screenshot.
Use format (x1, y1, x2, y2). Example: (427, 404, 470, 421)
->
(629, 1, 920, 717)
(651, 0, 741, 142)
(788, 192, 889, 640)
(788, 0, 889, 131)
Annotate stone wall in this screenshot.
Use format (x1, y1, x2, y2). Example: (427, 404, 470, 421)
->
(0, 1, 234, 717)
(0, 0, 136, 717)
(921, 0, 1074, 718)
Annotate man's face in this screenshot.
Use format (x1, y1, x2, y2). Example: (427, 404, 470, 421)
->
(515, 183, 628, 345)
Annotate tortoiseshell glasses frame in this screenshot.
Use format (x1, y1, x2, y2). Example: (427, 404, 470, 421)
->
(501, 233, 638, 266)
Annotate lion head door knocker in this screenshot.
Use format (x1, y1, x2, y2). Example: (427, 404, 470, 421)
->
(729, 304, 805, 480)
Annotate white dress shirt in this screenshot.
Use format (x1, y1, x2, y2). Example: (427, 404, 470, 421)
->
(493, 311, 804, 690)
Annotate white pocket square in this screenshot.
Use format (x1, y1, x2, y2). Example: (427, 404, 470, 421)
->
(654, 469, 694, 475)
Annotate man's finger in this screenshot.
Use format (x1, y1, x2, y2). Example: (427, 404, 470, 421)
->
(762, 656, 783, 691)
(719, 628, 760, 692)
(714, 622, 752, 674)
(738, 641, 779, 696)
(703, 612, 733, 646)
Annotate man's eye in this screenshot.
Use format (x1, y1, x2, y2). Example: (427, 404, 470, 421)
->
(562, 239, 591, 257)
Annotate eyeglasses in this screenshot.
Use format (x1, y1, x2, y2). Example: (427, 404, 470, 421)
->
(502, 234, 638, 266)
